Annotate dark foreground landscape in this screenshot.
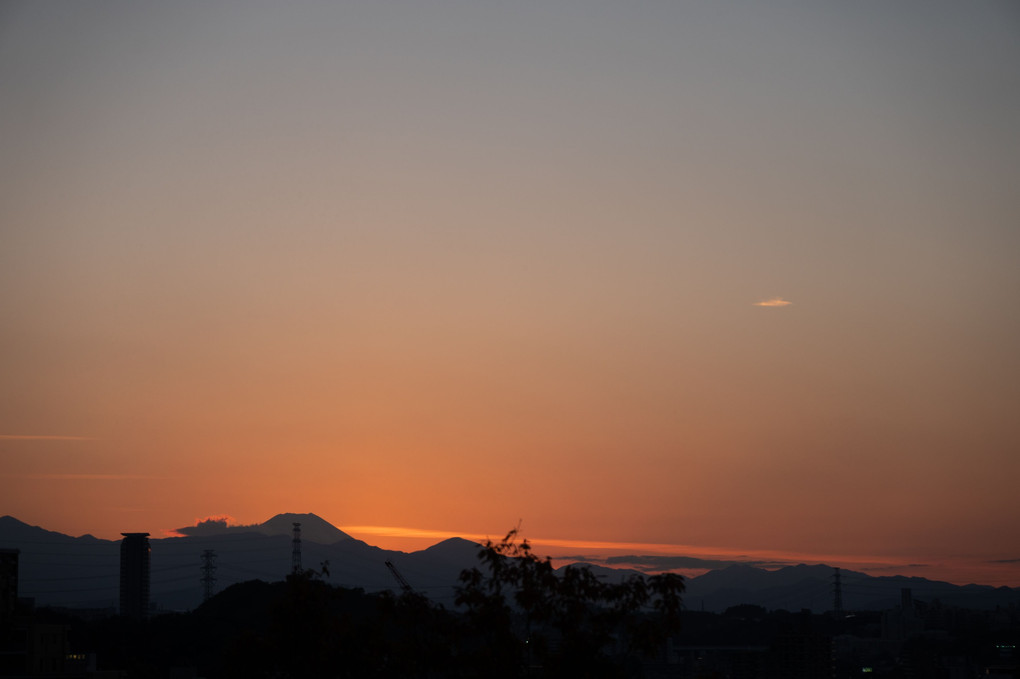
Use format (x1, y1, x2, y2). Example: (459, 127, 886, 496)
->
(2, 516, 1018, 678)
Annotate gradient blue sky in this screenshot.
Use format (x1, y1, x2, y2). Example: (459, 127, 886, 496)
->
(1, 1, 1018, 585)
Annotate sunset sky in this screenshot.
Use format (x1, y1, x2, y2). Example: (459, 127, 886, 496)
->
(2, 1, 1018, 587)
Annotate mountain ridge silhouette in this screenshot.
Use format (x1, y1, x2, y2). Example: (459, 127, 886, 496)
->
(2, 514, 1016, 613)
(168, 512, 353, 543)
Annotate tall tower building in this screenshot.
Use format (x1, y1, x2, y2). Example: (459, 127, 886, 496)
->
(0, 548, 18, 623)
(120, 533, 150, 619)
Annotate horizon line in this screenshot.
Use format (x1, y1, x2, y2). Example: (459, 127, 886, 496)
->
(341, 524, 921, 572)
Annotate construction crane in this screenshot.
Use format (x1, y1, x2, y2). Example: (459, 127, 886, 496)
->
(384, 560, 415, 595)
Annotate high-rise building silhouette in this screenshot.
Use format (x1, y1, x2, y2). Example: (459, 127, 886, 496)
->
(832, 567, 843, 619)
(0, 548, 18, 623)
(119, 533, 150, 619)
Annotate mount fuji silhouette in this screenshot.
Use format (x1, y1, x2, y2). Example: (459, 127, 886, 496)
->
(172, 512, 353, 544)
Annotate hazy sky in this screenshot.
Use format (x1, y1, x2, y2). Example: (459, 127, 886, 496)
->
(2, 0, 1018, 585)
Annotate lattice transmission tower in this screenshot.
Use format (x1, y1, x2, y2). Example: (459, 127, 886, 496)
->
(292, 522, 302, 574)
(200, 549, 217, 602)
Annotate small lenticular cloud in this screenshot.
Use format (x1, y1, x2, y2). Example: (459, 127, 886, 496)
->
(754, 297, 792, 307)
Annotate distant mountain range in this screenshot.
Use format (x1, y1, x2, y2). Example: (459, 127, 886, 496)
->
(2, 514, 1016, 614)
(0, 513, 479, 611)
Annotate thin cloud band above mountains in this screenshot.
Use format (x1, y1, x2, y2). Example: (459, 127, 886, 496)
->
(171, 517, 252, 537)
(170, 513, 353, 544)
(604, 555, 799, 571)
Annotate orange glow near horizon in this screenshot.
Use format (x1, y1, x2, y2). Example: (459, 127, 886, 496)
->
(341, 525, 1018, 587)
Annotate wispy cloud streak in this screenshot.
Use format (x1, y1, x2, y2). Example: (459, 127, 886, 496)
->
(604, 555, 795, 570)
(3, 474, 171, 480)
(343, 525, 493, 543)
(0, 434, 94, 440)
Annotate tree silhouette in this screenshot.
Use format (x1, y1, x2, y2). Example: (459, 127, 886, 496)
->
(456, 527, 684, 677)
